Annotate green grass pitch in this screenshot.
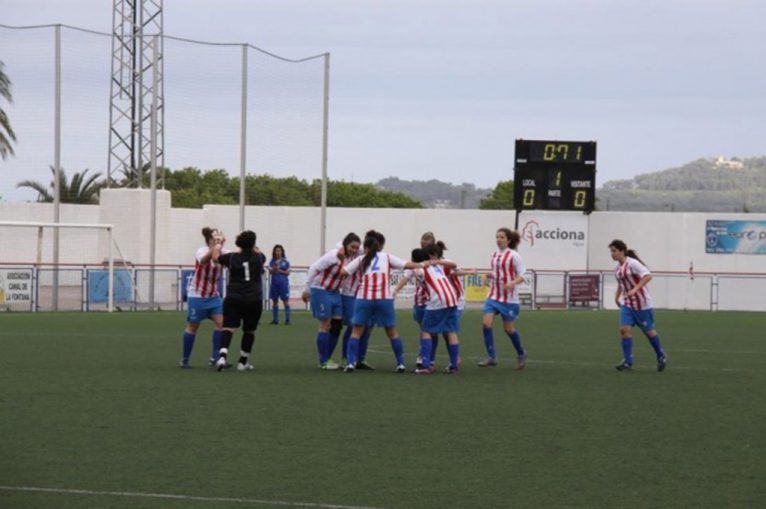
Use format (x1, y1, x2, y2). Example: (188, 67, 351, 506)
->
(1, 309, 764, 508)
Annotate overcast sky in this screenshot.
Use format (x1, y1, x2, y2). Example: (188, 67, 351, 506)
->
(2, 0, 765, 201)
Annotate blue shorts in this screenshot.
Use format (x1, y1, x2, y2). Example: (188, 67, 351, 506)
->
(422, 307, 459, 334)
(620, 306, 656, 331)
(353, 299, 396, 328)
(310, 288, 342, 321)
(483, 299, 520, 322)
(269, 280, 289, 301)
(412, 304, 426, 325)
(187, 296, 223, 323)
(311, 288, 343, 320)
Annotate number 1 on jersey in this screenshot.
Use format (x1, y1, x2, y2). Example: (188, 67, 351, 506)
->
(244, 262, 251, 281)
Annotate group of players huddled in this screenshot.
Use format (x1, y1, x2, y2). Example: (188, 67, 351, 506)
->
(179, 226, 667, 374)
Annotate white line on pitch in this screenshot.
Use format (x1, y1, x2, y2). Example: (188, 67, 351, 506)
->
(0, 486, 385, 509)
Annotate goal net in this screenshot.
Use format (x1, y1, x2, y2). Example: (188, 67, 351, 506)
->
(0, 221, 121, 312)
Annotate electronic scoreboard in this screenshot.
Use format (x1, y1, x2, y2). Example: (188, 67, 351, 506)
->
(513, 139, 597, 212)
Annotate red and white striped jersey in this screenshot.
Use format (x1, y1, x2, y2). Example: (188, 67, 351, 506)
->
(403, 269, 429, 306)
(345, 252, 406, 300)
(487, 248, 525, 304)
(306, 248, 345, 292)
(187, 246, 226, 299)
(420, 265, 458, 310)
(340, 253, 363, 297)
(615, 257, 654, 310)
(444, 264, 466, 310)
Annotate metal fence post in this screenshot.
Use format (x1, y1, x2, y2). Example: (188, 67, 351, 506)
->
(320, 52, 330, 255)
(239, 44, 248, 232)
(53, 24, 61, 312)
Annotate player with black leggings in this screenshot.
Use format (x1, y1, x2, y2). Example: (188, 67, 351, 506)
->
(212, 230, 266, 371)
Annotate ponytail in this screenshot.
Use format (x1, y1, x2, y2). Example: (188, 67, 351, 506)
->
(625, 249, 647, 267)
(202, 227, 215, 243)
(360, 236, 381, 273)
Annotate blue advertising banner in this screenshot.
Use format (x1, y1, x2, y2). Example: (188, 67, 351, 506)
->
(88, 269, 134, 303)
(706, 220, 766, 255)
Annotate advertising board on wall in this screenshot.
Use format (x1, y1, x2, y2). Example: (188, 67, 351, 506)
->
(706, 220, 766, 255)
(0, 269, 33, 306)
(516, 212, 589, 269)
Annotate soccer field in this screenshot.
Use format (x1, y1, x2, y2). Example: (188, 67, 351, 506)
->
(1, 309, 763, 508)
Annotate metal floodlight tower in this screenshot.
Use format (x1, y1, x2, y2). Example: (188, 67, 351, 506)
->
(108, 0, 164, 187)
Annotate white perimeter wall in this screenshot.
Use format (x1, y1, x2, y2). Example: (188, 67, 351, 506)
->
(2, 189, 764, 310)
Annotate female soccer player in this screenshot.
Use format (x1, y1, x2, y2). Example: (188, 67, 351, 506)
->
(609, 239, 668, 372)
(339, 246, 374, 370)
(414, 244, 461, 374)
(392, 248, 431, 367)
(212, 230, 266, 372)
(179, 227, 226, 369)
(268, 244, 291, 325)
(341, 230, 422, 373)
(478, 228, 528, 369)
(302, 232, 361, 370)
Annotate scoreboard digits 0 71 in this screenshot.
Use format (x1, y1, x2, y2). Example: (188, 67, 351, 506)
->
(514, 139, 597, 212)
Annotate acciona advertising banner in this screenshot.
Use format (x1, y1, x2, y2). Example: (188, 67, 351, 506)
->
(515, 212, 589, 270)
(706, 220, 766, 255)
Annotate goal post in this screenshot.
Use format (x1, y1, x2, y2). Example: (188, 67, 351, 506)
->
(0, 221, 115, 312)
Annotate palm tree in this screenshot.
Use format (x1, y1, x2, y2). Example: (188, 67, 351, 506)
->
(0, 61, 17, 160)
(17, 166, 105, 204)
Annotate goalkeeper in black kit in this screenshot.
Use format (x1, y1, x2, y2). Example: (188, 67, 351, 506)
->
(212, 230, 266, 371)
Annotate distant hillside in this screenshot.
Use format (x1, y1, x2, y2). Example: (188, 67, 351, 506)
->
(375, 177, 491, 209)
(599, 157, 766, 212)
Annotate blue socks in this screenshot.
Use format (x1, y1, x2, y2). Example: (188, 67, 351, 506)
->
(342, 327, 352, 360)
(211, 330, 221, 361)
(621, 337, 634, 364)
(430, 334, 438, 362)
(447, 343, 460, 369)
(391, 337, 405, 366)
(508, 331, 525, 356)
(418, 338, 433, 369)
(359, 327, 371, 361)
(648, 334, 665, 359)
(347, 337, 360, 366)
(272, 305, 279, 323)
(284, 305, 291, 324)
(483, 327, 496, 359)
(316, 331, 330, 364)
(181, 331, 196, 363)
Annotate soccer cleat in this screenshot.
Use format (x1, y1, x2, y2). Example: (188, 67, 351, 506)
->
(657, 354, 668, 372)
(394, 364, 406, 373)
(414, 367, 433, 375)
(179, 360, 191, 369)
(615, 359, 633, 371)
(516, 354, 527, 371)
(343, 363, 355, 373)
(444, 365, 459, 374)
(319, 361, 340, 371)
(215, 356, 228, 372)
(477, 357, 498, 367)
(237, 362, 254, 371)
(355, 360, 375, 370)
(269, 320, 278, 325)
(415, 356, 424, 370)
